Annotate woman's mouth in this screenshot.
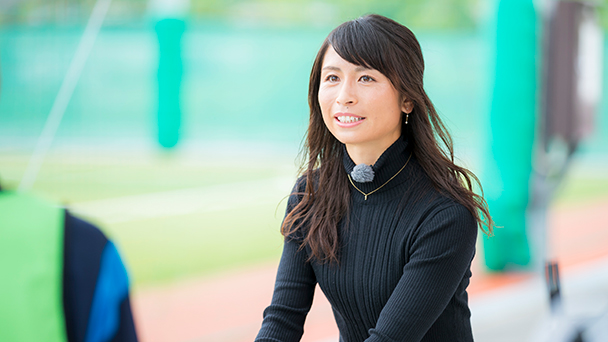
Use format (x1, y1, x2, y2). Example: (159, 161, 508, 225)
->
(334, 114, 365, 127)
(336, 116, 363, 123)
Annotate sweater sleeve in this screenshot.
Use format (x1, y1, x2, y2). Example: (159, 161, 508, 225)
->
(365, 203, 478, 342)
(255, 179, 317, 342)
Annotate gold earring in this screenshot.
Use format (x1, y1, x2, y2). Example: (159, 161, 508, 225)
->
(405, 113, 409, 125)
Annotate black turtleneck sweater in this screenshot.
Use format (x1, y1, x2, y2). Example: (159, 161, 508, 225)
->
(255, 137, 477, 342)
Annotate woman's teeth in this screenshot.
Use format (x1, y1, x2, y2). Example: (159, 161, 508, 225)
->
(337, 116, 362, 123)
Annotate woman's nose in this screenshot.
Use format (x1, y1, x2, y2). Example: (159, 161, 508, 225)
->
(336, 82, 357, 107)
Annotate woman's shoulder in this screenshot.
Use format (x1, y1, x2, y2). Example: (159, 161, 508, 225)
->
(433, 196, 476, 223)
(406, 158, 475, 221)
(412, 194, 478, 241)
(285, 172, 315, 213)
(287, 170, 320, 198)
(292, 174, 308, 193)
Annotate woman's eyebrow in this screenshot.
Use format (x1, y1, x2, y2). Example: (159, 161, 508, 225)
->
(322, 65, 372, 72)
(322, 66, 341, 71)
(354, 66, 372, 72)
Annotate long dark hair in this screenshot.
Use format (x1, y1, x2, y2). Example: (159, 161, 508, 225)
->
(282, 14, 493, 263)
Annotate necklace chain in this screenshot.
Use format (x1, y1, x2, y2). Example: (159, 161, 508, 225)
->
(347, 153, 412, 200)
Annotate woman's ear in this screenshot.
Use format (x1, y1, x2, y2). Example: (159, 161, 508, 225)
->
(401, 99, 414, 114)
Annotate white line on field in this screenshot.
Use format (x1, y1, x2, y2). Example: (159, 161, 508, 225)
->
(69, 176, 294, 224)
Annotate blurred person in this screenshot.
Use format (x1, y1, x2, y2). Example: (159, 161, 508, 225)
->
(0, 181, 139, 341)
(255, 14, 493, 342)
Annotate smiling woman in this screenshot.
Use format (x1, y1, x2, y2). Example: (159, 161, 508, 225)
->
(255, 14, 493, 342)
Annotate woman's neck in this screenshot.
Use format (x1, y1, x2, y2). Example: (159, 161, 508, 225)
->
(345, 136, 400, 166)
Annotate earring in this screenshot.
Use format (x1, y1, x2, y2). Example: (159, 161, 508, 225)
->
(405, 113, 409, 125)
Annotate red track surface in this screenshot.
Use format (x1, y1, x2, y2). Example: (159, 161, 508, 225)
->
(132, 199, 608, 342)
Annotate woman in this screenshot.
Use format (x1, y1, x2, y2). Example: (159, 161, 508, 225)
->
(255, 14, 492, 342)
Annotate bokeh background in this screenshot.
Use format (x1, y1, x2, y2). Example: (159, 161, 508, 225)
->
(1, 0, 608, 341)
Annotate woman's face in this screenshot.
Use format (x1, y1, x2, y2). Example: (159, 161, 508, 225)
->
(318, 45, 412, 156)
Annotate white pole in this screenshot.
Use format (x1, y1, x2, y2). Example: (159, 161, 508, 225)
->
(18, 0, 113, 192)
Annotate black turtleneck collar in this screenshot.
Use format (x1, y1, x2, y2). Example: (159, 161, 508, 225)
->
(342, 135, 411, 199)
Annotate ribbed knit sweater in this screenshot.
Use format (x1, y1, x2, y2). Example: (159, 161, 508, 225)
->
(256, 136, 478, 342)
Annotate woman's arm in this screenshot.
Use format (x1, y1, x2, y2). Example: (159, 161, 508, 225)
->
(255, 179, 317, 342)
(255, 237, 317, 342)
(365, 203, 478, 342)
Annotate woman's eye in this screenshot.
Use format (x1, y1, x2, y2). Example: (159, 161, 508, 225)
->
(360, 75, 375, 82)
(325, 75, 339, 82)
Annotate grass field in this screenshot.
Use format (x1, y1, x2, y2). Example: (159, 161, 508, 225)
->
(0, 150, 296, 288)
(1, 150, 607, 290)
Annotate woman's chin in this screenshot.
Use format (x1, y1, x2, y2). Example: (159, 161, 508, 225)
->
(332, 135, 365, 147)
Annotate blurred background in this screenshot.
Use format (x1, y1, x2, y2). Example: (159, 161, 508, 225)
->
(1, 0, 607, 341)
